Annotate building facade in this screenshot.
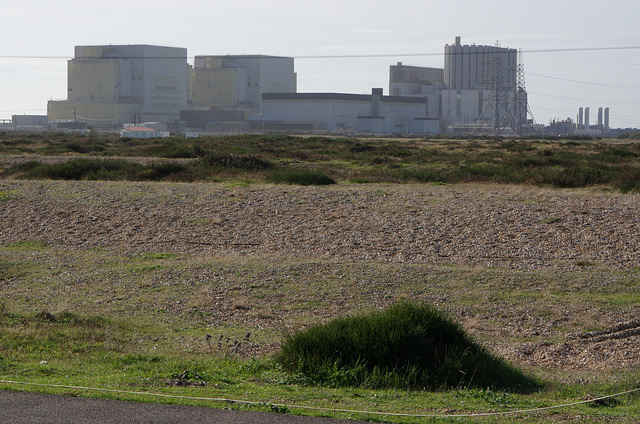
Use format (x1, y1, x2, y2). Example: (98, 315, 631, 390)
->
(190, 55, 296, 112)
(255, 89, 438, 135)
(48, 45, 188, 127)
(444, 36, 517, 91)
(441, 37, 528, 134)
(389, 62, 444, 118)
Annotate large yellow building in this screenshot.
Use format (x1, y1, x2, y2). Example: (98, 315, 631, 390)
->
(48, 45, 187, 128)
(189, 55, 296, 112)
(189, 62, 245, 107)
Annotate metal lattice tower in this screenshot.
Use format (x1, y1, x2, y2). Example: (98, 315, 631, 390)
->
(515, 49, 526, 135)
(515, 49, 540, 135)
(473, 44, 536, 136)
(473, 43, 516, 136)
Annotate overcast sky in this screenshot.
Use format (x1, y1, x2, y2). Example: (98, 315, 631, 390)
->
(2, 0, 639, 128)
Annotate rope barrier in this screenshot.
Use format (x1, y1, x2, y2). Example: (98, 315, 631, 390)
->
(1, 379, 638, 419)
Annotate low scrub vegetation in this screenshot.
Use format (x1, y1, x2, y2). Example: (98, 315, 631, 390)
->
(1, 133, 639, 191)
(2, 159, 190, 182)
(277, 303, 537, 391)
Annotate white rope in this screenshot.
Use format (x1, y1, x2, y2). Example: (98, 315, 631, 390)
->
(0, 379, 638, 419)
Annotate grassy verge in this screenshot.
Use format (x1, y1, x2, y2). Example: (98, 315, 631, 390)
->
(1, 241, 639, 422)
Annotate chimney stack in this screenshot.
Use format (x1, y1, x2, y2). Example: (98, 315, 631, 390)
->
(585, 107, 590, 129)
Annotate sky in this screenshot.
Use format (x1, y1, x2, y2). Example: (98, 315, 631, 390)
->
(2, 0, 639, 128)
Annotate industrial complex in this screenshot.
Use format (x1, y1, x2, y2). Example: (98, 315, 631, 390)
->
(2, 37, 623, 136)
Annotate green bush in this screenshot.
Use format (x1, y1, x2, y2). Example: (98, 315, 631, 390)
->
(4, 159, 191, 182)
(200, 153, 273, 171)
(615, 167, 640, 192)
(132, 162, 191, 181)
(26, 159, 143, 180)
(266, 168, 336, 185)
(276, 303, 537, 391)
(547, 166, 606, 188)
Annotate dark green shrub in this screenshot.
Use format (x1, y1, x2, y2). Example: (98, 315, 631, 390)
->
(27, 159, 142, 180)
(133, 162, 190, 181)
(5, 158, 195, 182)
(141, 143, 198, 158)
(276, 303, 537, 391)
(201, 153, 273, 171)
(266, 168, 335, 185)
(4, 161, 44, 176)
(548, 166, 606, 188)
(615, 167, 640, 193)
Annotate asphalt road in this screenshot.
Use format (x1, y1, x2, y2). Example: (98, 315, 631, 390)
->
(0, 390, 371, 424)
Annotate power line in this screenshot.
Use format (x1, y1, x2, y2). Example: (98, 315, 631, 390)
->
(2, 45, 640, 61)
(528, 91, 640, 106)
(528, 72, 640, 90)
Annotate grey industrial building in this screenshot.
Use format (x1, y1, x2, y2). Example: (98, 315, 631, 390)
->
(253, 89, 439, 135)
(444, 36, 517, 91)
(183, 54, 296, 132)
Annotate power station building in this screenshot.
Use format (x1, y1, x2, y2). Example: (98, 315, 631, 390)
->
(44, 37, 536, 135)
(444, 36, 517, 91)
(189, 55, 296, 112)
(182, 55, 296, 131)
(441, 36, 528, 134)
(253, 89, 439, 135)
(383, 37, 530, 135)
(388, 62, 444, 119)
(576, 106, 610, 135)
(48, 45, 188, 127)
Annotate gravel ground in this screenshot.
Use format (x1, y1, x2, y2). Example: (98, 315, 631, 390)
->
(1, 179, 639, 372)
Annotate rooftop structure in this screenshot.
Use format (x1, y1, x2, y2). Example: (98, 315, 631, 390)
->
(444, 36, 517, 91)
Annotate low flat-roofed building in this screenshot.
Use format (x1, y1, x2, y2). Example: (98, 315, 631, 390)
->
(254, 89, 438, 135)
(120, 125, 159, 138)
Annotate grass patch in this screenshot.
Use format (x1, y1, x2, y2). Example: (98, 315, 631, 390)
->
(0, 190, 15, 201)
(541, 217, 562, 224)
(3, 240, 50, 250)
(276, 302, 538, 391)
(0, 309, 121, 361)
